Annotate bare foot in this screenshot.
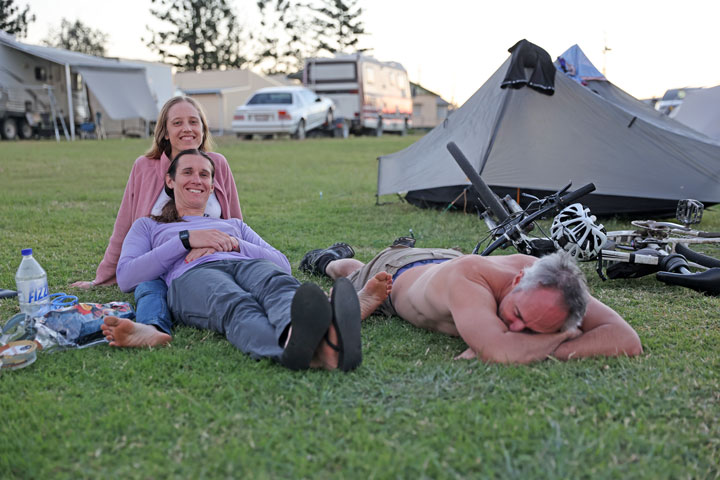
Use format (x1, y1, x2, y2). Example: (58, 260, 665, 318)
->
(101, 316, 172, 348)
(70, 280, 94, 290)
(357, 272, 392, 319)
(310, 324, 339, 370)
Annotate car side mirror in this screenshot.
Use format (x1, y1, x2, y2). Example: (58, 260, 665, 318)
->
(315, 97, 321, 102)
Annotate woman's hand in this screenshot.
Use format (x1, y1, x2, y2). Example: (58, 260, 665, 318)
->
(188, 229, 239, 252)
(185, 247, 217, 263)
(70, 280, 95, 290)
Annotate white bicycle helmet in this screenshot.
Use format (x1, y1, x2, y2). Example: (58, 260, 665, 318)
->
(551, 203, 607, 261)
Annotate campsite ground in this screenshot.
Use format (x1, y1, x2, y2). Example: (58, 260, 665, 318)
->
(1, 136, 718, 479)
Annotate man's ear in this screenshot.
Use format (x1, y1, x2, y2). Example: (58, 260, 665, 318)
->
(511, 271, 524, 287)
(508, 319, 526, 332)
(165, 173, 175, 191)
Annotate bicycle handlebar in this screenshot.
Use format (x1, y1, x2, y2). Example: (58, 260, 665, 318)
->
(479, 182, 596, 256)
(558, 183, 596, 206)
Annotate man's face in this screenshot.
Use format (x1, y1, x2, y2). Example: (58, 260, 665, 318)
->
(498, 284, 569, 334)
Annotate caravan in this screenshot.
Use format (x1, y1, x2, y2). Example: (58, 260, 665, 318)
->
(303, 53, 412, 136)
(0, 31, 159, 141)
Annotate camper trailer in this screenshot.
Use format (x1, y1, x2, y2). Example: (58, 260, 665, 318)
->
(0, 32, 90, 140)
(0, 31, 159, 141)
(303, 53, 412, 136)
(0, 66, 89, 140)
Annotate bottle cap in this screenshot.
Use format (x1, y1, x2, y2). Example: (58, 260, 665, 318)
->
(21, 248, 33, 256)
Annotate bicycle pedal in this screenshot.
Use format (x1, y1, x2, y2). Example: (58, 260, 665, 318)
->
(676, 199, 703, 226)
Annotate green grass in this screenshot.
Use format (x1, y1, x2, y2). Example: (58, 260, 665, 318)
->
(1, 136, 718, 479)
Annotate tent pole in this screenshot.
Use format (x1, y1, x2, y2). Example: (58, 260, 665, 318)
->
(478, 89, 512, 175)
(64, 63, 76, 141)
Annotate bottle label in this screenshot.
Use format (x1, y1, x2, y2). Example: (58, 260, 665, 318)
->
(18, 282, 49, 304)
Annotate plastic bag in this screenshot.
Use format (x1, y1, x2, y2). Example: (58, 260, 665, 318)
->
(1, 301, 135, 353)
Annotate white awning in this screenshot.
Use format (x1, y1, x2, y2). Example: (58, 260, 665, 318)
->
(76, 67, 158, 120)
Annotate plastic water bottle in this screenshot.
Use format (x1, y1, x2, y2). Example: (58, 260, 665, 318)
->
(15, 248, 49, 318)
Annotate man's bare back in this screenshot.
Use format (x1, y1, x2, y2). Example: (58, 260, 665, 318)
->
(392, 255, 535, 335)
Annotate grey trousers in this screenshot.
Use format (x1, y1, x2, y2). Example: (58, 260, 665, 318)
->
(167, 259, 299, 361)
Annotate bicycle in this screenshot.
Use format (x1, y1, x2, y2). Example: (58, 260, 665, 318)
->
(446, 141, 720, 296)
(446, 141, 596, 257)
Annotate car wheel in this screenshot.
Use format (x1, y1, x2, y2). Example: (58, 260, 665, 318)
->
(293, 119, 306, 140)
(2, 117, 18, 140)
(374, 118, 383, 137)
(19, 120, 33, 139)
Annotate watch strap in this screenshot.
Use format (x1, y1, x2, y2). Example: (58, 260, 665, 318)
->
(179, 230, 191, 250)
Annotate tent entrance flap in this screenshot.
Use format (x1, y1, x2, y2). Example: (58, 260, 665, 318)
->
(76, 68, 157, 120)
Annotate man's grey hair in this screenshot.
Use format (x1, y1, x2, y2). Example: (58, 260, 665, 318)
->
(515, 251, 589, 330)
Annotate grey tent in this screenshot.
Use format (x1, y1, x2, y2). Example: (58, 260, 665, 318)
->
(669, 85, 720, 141)
(377, 42, 720, 216)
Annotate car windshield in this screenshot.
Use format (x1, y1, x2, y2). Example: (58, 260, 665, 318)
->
(247, 93, 293, 105)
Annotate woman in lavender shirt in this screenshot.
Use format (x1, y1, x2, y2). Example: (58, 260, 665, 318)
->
(101, 149, 373, 371)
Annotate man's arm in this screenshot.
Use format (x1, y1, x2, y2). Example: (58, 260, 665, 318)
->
(449, 282, 580, 364)
(552, 297, 642, 360)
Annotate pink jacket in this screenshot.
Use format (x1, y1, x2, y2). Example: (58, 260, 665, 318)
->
(93, 151, 243, 285)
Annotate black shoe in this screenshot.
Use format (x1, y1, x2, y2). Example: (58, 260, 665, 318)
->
(280, 283, 332, 371)
(299, 243, 355, 277)
(392, 236, 416, 248)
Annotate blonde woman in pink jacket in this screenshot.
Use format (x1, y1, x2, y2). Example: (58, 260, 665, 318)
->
(71, 96, 243, 338)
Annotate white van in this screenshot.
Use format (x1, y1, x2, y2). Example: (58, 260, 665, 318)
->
(303, 53, 412, 136)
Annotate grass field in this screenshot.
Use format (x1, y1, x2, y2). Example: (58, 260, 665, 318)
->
(1, 135, 718, 479)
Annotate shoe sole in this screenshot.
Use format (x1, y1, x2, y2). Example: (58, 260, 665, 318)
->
(330, 278, 362, 371)
(282, 283, 332, 370)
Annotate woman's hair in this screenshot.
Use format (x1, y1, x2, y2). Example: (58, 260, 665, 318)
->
(145, 96, 214, 159)
(151, 149, 216, 224)
(515, 251, 589, 330)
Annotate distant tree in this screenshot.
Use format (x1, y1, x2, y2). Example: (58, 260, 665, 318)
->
(255, 0, 317, 75)
(309, 0, 366, 55)
(146, 0, 250, 71)
(0, 0, 35, 38)
(43, 19, 109, 57)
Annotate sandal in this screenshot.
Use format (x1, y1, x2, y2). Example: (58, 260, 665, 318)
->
(329, 278, 362, 371)
(281, 283, 332, 370)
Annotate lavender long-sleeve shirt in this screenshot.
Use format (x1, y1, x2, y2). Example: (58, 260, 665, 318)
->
(116, 216, 291, 292)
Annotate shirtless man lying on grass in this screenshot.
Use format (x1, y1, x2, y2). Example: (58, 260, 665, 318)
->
(300, 243, 642, 364)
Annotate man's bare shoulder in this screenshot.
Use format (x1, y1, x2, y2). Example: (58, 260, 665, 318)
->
(439, 254, 535, 291)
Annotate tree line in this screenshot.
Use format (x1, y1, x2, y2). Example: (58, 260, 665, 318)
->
(1, 0, 366, 75)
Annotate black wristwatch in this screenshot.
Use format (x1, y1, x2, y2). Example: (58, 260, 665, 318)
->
(179, 230, 191, 250)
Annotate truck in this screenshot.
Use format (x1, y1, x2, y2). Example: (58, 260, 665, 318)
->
(303, 53, 412, 136)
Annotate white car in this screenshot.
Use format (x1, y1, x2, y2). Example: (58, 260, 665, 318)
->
(231, 86, 334, 140)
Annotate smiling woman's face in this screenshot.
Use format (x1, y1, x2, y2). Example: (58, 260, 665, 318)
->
(166, 154, 214, 216)
(165, 101, 204, 159)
